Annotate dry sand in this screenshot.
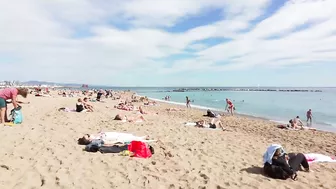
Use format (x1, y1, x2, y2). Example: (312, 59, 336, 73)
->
(0, 92, 335, 189)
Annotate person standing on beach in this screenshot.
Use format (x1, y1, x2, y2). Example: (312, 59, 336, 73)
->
(225, 98, 234, 116)
(306, 109, 313, 125)
(186, 96, 191, 108)
(0, 88, 28, 125)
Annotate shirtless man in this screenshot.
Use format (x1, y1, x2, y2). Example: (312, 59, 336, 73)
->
(293, 116, 304, 129)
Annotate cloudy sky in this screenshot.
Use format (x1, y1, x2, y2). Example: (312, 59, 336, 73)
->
(0, 0, 335, 87)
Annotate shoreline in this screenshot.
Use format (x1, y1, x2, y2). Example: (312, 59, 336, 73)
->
(138, 93, 336, 133)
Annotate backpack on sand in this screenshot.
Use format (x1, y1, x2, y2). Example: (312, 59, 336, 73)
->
(10, 106, 23, 124)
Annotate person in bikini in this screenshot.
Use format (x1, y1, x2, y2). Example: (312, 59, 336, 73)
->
(114, 114, 145, 122)
(83, 97, 94, 112)
(76, 98, 92, 112)
(195, 118, 226, 131)
(139, 106, 158, 115)
(77, 132, 151, 145)
(225, 98, 234, 116)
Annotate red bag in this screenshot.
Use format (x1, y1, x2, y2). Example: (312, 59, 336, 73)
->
(128, 141, 152, 158)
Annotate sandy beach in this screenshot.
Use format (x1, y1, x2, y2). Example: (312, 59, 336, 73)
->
(0, 92, 335, 189)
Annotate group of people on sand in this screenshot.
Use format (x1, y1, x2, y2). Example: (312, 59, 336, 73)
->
(0, 87, 29, 125)
(76, 97, 94, 112)
(288, 109, 313, 129)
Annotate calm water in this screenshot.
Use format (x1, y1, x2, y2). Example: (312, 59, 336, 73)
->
(86, 87, 336, 132)
(118, 87, 336, 132)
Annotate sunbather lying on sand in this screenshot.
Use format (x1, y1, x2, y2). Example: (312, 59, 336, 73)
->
(195, 118, 226, 131)
(166, 108, 185, 111)
(114, 114, 145, 122)
(144, 100, 157, 106)
(115, 103, 135, 111)
(77, 132, 152, 145)
(139, 106, 158, 115)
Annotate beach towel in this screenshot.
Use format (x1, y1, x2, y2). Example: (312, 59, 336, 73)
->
(97, 132, 155, 143)
(58, 107, 76, 112)
(263, 144, 286, 164)
(128, 141, 152, 158)
(304, 153, 336, 163)
(185, 122, 197, 126)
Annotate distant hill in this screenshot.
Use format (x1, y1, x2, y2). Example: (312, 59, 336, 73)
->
(22, 80, 81, 87)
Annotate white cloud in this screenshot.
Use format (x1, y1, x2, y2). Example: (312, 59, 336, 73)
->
(0, 0, 335, 85)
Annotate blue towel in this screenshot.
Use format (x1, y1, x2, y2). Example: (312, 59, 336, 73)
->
(263, 144, 285, 164)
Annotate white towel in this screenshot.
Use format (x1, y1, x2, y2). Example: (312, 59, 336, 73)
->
(305, 153, 336, 163)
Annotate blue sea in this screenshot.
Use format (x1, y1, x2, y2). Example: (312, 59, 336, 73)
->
(91, 87, 336, 132)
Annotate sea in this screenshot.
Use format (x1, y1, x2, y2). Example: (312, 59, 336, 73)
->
(90, 87, 336, 132)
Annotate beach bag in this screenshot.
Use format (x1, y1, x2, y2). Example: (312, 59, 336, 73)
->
(128, 141, 152, 158)
(10, 107, 23, 124)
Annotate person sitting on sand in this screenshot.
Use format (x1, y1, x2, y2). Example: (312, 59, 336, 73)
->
(83, 97, 94, 112)
(76, 98, 92, 113)
(114, 114, 145, 122)
(289, 116, 304, 129)
(195, 118, 226, 131)
(0, 88, 28, 125)
(205, 109, 223, 118)
(263, 144, 310, 180)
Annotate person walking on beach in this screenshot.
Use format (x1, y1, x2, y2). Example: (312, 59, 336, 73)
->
(306, 109, 313, 125)
(186, 96, 191, 108)
(225, 98, 234, 116)
(0, 88, 28, 125)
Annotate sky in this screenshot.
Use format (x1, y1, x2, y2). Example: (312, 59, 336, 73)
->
(0, 0, 335, 87)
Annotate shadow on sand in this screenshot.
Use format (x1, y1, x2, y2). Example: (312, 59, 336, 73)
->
(240, 166, 264, 175)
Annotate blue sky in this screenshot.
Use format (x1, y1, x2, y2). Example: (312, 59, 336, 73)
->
(0, 0, 335, 87)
